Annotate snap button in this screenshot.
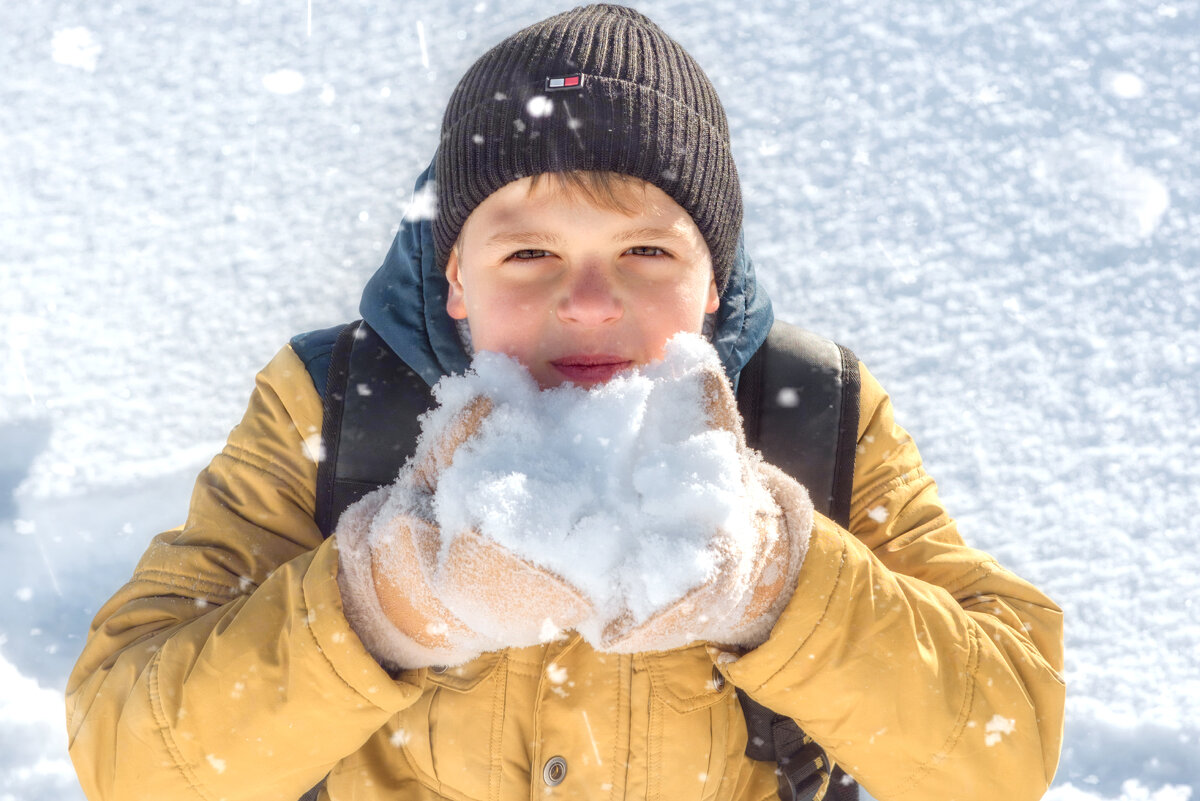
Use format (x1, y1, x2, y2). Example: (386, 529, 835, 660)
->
(543, 755, 568, 786)
(429, 665, 448, 674)
(712, 666, 726, 692)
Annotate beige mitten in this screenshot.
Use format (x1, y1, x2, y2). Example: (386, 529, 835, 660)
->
(337, 485, 494, 669)
(414, 395, 594, 642)
(338, 394, 593, 668)
(436, 527, 594, 644)
(599, 365, 813, 653)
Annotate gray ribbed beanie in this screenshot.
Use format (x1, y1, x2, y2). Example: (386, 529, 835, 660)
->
(433, 3, 742, 290)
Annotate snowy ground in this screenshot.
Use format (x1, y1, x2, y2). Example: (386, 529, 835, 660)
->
(2, 0, 1197, 799)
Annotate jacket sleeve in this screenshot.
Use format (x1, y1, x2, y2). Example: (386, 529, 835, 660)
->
(65, 346, 427, 801)
(722, 362, 1065, 801)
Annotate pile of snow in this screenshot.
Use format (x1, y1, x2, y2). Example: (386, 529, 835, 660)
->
(423, 333, 768, 629)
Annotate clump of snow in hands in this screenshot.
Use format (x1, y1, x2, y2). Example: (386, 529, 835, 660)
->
(419, 333, 753, 639)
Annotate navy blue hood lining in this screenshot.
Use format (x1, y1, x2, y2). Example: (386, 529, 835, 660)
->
(359, 156, 773, 388)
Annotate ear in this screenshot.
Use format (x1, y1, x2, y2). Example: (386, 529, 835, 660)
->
(704, 275, 720, 315)
(445, 247, 469, 320)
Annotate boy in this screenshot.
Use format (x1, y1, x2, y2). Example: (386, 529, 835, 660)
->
(65, 5, 1065, 801)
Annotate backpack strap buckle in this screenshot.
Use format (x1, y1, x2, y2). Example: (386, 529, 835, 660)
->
(773, 717, 831, 801)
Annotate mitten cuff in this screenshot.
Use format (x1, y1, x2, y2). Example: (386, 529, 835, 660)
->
(721, 461, 814, 648)
(335, 487, 483, 671)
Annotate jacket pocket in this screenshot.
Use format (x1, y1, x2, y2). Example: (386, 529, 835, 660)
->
(392, 653, 506, 801)
(644, 645, 736, 801)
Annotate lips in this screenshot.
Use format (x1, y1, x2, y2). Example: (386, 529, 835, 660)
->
(549, 354, 633, 384)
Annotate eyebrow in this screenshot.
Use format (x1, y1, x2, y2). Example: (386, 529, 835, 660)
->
(484, 231, 564, 248)
(485, 226, 686, 248)
(612, 226, 688, 244)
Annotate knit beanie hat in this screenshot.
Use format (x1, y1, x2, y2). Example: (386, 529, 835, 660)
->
(433, 3, 742, 290)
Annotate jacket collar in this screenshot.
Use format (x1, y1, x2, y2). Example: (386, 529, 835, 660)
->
(360, 157, 773, 387)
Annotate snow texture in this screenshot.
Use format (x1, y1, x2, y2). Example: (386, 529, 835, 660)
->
(428, 335, 760, 625)
(337, 337, 803, 666)
(2, 0, 1198, 799)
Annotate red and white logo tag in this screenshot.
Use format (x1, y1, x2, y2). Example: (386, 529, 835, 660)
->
(545, 74, 584, 91)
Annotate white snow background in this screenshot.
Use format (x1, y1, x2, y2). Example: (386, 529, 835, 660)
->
(1, 0, 1197, 798)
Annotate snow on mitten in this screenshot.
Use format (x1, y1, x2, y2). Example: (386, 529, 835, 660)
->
(598, 364, 813, 653)
(418, 393, 593, 644)
(335, 397, 505, 668)
(435, 527, 594, 646)
(337, 485, 498, 670)
(408, 395, 495, 495)
(339, 392, 593, 668)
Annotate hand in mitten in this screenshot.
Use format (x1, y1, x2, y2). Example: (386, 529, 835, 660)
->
(413, 395, 594, 643)
(599, 365, 814, 653)
(336, 479, 493, 669)
(338, 395, 592, 669)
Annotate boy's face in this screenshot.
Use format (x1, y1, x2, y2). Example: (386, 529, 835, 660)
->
(445, 176, 720, 388)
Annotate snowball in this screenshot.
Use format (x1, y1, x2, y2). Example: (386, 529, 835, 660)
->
(422, 333, 755, 626)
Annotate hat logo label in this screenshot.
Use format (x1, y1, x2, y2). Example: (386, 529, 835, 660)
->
(545, 74, 584, 91)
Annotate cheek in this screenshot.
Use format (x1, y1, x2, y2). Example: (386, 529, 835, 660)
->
(634, 287, 713, 358)
(465, 291, 549, 356)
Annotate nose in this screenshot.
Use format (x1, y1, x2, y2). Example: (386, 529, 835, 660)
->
(556, 264, 622, 326)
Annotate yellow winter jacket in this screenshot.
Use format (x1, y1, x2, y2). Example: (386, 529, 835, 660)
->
(65, 344, 1064, 801)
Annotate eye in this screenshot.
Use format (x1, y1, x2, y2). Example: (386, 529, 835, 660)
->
(508, 249, 552, 260)
(625, 246, 668, 257)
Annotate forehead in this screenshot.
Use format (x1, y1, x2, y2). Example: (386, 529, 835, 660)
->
(464, 175, 696, 235)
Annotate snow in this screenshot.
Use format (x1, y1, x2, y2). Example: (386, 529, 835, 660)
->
(49, 27, 101, 73)
(425, 336, 764, 627)
(262, 69, 306, 95)
(2, 0, 1198, 799)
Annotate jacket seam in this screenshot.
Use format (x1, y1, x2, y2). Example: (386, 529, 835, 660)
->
(853, 466, 927, 515)
(221, 442, 316, 506)
(148, 650, 217, 801)
(397, 739, 443, 795)
(300, 570, 398, 714)
(942, 560, 1002, 598)
(130, 570, 244, 600)
(488, 660, 506, 801)
(754, 536, 849, 693)
(891, 623, 981, 798)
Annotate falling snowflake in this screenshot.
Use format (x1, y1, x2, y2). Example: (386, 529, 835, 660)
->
(52, 27, 102, 72)
(402, 181, 438, 222)
(546, 662, 568, 684)
(262, 69, 306, 95)
(303, 433, 326, 464)
(984, 714, 1016, 747)
(527, 95, 554, 118)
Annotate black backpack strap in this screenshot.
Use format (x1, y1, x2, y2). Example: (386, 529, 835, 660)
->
(737, 321, 859, 529)
(735, 321, 862, 801)
(830, 345, 860, 530)
(739, 688, 832, 801)
(314, 321, 359, 537)
(313, 320, 435, 538)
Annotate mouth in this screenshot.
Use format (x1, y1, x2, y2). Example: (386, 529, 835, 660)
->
(549, 355, 635, 384)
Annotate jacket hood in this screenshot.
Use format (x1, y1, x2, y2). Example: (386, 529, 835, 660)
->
(360, 157, 773, 388)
